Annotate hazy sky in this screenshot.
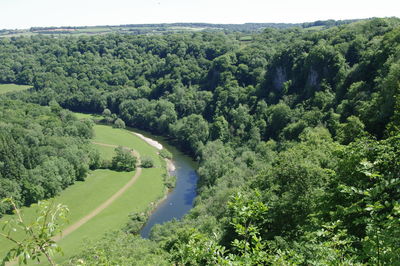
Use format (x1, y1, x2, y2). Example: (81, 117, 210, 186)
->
(0, 0, 399, 29)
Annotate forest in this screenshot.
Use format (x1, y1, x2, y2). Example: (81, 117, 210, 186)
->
(0, 99, 99, 216)
(0, 17, 399, 264)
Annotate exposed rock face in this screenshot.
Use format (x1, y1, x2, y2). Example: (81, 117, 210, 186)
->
(273, 66, 287, 91)
(307, 68, 319, 88)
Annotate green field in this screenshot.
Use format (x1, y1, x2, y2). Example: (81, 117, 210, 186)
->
(239, 35, 253, 41)
(0, 84, 31, 94)
(94, 144, 116, 160)
(0, 118, 167, 264)
(0, 169, 134, 257)
(55, 167, 165, 264)
(92, 124, 163, 168)
(74, 112, 103, 121)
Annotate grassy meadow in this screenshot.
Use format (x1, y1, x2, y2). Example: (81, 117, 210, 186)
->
(94, 144, 116, 161)
(92, 124, 163, 168)
(0, 84, 31, 94)
(0, 116, 167, 264)
(0, 170, 134, 257)
(74, 112, 103, 120)
(55, 167, 165, 263)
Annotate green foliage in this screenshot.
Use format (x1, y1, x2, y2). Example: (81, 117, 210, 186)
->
(119, 99, 177, 134)
(141, 156, 154, 168)
(125, 212, 148, 234)
(113, 118, 126, 129)
(337, 115, 366, 144)
(68, 231, 168, 265)
(320, 135, 400, 264)
(159, 149, 172, 159)
(163, 173, 176, 189)
(111, 146, 137, 171)
(1, 18, 400, 264)
(0, 100, 98, 216)
(0, 198, 68, 265)
(198, 140, 234, 187)
(170, 114, 209, 154)
(167, 228, 227, 265)
(102, 108, 111, 117)
(225, 191, 268, 264)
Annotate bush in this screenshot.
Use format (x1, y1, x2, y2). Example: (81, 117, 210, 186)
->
(114, 118, 126, 129)
(125, 212, 148, 234)
(159, 149, 172, 159)
(102, 108, 111, 117)
(100, 159, 112, 169)
(164, 173, 176, 189)
(111, 147, 137, 171)
(141, 156, 154, 168)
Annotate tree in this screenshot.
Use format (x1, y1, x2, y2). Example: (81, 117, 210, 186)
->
(111, 147, 137, 171)
(170, 114, 209, 154)
(266, 102, 292, 139)
(320, 134, 400, 264)
(102, 108, 111, 117)
(0, 198, 68, 265)
(102, 108, 113, 124)
(141, 156, 154, 168)
(226, 191, 268, 264)
(337, 115, 366, 144)
(113, 118, 126, 129)
(210, 116, 230, 142)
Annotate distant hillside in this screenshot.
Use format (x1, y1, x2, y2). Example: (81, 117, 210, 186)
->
(0, 19, 365, 37)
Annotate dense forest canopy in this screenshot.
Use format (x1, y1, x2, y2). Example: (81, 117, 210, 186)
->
(0, 99, 99, 216)
(1, 17, 399, 264)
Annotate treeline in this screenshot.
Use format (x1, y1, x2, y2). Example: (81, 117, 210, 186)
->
(301, 18, 362, 28)
(1, 17, 399, 264)
(26, 19, 361, 35)
(0, 100, 99, 217)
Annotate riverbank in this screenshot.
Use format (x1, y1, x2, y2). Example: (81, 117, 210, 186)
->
(133, 132, 163, 150)
(166, 158, 176, 172)
(132, 131, 176, 175)
(52, 123, 168, 263)
(75, 113, 196, 240)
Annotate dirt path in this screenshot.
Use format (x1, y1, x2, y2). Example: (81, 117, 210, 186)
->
(52, 142, 141, 242)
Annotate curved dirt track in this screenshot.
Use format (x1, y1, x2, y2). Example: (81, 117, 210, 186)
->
(53, 142, 141, 241)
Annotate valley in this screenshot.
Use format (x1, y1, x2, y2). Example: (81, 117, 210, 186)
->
(0, 17, 399, 264)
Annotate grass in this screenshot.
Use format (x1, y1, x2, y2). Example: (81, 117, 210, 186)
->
(94, 144, 115, 161)
(55, 168, 165, 263)
(75, 27, 113, 33)
(239, 36, 253, 41)
(92, 124, 163, 168)
(0, 169, 134, 257)
(0, 117, 167, 264)
(0, 84, 31, 94)
(74, 112, 103, 121)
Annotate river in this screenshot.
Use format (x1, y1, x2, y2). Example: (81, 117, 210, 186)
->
(130, 129, 199, 239)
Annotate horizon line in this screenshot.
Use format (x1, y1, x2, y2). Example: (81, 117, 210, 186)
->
(3, 16, 396, 31)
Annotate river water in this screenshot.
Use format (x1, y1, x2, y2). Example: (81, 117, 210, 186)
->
(130, 130, 198, 238)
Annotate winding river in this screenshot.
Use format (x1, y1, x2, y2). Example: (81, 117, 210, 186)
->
(131, 129, 199, 239)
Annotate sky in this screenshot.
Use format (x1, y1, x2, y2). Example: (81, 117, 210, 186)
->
(0, 0, 399, 29)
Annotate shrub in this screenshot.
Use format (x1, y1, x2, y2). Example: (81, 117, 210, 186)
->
(141, 156, 154, 168)
(111, 147, 137, 171)
(159, 149, 172, 159)
(114, 118, 126, 129)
